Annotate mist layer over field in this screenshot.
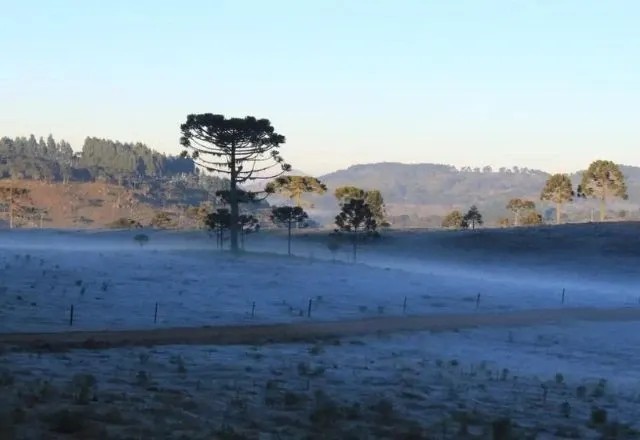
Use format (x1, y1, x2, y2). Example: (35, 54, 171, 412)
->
(0, 223, 638, 333)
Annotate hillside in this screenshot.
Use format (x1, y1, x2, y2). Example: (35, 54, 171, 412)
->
(0, 180, 158, 228)
(308, 162, 640, 227)
(2, 132, 639, 229)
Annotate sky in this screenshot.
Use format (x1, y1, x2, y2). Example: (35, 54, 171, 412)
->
(1, 0, 638, 176)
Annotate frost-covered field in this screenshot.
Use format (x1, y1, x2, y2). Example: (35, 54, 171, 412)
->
(1, 227, 640, 438)
(0, 228, 638, 332)
(1, 322, 639, 438)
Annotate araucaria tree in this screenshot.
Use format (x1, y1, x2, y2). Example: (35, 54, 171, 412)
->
(506, 198, 536, 227)
(271, 206, 309, 255)
(579, 160, 628, 222)
(540, 174, 574, 225)
(335, 199, 377, 262)
(180, 114, 289, 252)
(463, 205, 483, 230)
(334, 186, 387, 226)
(266, 176, 327, 207)
(204, 208, 231, 249)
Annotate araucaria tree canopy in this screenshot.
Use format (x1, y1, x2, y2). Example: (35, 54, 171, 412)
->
(579, 160, 627, 222)
(540, 174, 574, 224)
(266, 176, 327, 207)
(180, 114, 290, 251)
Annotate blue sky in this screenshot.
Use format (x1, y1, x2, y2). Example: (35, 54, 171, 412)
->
(1, 0, 638, 175)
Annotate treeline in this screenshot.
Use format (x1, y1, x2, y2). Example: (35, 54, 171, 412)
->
(442, 160, 633, 229)
(0, 135, 73, 182)
(0, 134, 195, 184)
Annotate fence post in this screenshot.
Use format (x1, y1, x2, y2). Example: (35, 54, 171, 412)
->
(69, 304, 74, 327)
(307, 298, 313, 318)
(561, 288, 565, 304)
(154, 302, 158, 324)
(251, 301, 256, 318)
(475, 293, 481, 309)
(402, 296, 407, 314)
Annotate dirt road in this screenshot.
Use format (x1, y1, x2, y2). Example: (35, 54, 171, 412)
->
(2, 306, 640, 352)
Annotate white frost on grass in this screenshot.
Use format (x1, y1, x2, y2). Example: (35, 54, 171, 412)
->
(1, 321, 639, 437)
(0, 229, 638, 332)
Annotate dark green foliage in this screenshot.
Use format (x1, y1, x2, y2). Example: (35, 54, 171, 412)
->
(180, 114, 289, 251)
(271, 206, 308, 228)
(463, 205, 483, 230)
(205, 208, 238, 249)
(335, 198, 377, 262)
(80, 137, 193, 182)
(0, 134, 192, 184)
(215, 189, 259, 204)
(335, 199, 377, 235)
(205, 209, 231, 230)
(0, 135, 71, 181)
(271, 206, 309, 255)
(335, 185, 387, 226)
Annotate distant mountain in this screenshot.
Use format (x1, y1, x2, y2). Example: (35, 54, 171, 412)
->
(307, 162, 640, 226)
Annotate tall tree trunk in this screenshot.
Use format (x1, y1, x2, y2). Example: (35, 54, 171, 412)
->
(556, 202, 561, 225)
(352, 229, 358, 263)
(287, 219, 292, 256)
(599, 196, 606, 222)
(229, 148, 240, 252)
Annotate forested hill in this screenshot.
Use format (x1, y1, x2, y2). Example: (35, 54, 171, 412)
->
(0, 134, 194, 183)
(320, 162, 640, 203)
(320, 162, 550, 206)
(314, 162, 640, 226)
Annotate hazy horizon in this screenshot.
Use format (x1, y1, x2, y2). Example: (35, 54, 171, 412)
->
(2, 1, 639, 176)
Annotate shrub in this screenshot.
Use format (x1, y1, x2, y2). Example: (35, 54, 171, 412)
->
(590, 408, 607, 425)
(108, 217, 142, 229)
(133, 233, 149, 247)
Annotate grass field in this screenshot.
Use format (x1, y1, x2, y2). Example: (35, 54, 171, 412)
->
(1, 223, 639, 438)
